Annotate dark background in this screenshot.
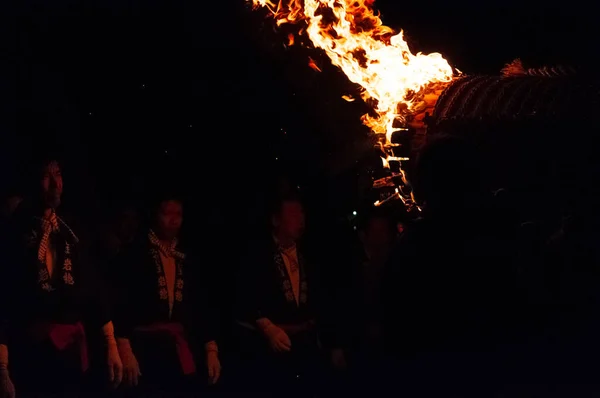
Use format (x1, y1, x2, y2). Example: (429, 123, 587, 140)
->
(0, 0, 595, 229)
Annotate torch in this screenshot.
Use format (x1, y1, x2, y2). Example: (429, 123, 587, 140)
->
(249, 0, 594, 212)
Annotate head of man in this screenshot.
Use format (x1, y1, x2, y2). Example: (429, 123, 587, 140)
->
(37, 159, 63, 210)
(1, 184, 23, 218)
(271, 194, 305, 243)
(396, 222, 405, 235)
(358, 208, 396, 254)
(153, 197, 183, 241)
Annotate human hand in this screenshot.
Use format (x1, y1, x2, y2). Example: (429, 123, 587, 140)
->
(265, 325, 292, 352)
(106, 340, 123, 389)
(117, 339, 141, 387)
(206, 351, 221, 385)
(257, 318, 291, 352)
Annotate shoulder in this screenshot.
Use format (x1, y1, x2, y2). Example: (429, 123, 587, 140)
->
(53, 208, 83, 232)
(56, 212, 84, 244)
(236, 238, 276, 273)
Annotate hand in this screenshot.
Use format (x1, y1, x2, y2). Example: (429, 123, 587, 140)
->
(0, 369, 16, 398)
(206, 351, 221, 385)
(117, 339, 141, 387)
(331, 348, 347, 371)
(106, 341, 124, 389)
(264, 325, 292, 352)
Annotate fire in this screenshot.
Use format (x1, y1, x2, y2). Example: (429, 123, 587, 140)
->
(251, 0, 454, 145)
(307, 56, 322, 72)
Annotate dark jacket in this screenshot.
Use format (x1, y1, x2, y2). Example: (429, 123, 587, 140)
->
(110, 233, 219, 346)
(234, 235, 338, 349)
(0, 201, 109, 346)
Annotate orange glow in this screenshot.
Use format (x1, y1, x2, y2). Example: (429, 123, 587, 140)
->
(308, 56, 322, 72)
(251, 0, 454, 145)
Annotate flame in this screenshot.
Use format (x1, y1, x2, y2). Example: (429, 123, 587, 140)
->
(251, 0, 454, 144)
(380, 156, 389, 168)
(308, 56, 322, 72)
(374, 187, 400, 207)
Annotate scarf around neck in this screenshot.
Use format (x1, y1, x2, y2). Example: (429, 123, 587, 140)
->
(148, 229, 185, 261)
(35, 210, 78, 262)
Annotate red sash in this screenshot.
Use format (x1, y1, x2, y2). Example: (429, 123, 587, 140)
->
(134, 322, 196, 375)
(30, 322, 89, 372)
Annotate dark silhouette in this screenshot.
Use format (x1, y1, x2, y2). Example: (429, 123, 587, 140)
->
(96, 201, 140, 263)
(382, 135, 516, 396)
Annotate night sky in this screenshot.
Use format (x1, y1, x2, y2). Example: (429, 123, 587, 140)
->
(0, 0, 594, 224)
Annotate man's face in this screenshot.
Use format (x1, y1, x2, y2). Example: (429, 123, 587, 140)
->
(41, 161, 63, 209)
(156, 200, 183, 240)
(363, 217, 394, 249)
(275, 200, 305, 241)
(396, 222, 405, 235)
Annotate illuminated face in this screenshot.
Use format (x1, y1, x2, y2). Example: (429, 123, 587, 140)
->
(274, 200, 305, 241)
(41, 161, 63, 209)
(156, 200, 183, 240)
(396, 222, 405, 235)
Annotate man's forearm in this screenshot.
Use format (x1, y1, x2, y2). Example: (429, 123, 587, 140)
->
(116, 337, 134, 358)
(102, 321, 118, 346)
(205, 340, 218, 353)
(116, 337, 131, 347)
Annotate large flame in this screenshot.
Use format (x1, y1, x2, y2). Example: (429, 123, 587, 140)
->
(252, 0, 454, 144)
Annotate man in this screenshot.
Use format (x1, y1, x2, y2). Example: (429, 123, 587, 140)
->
(325, 208, 396, 395)
(353, 208, 396, 357)
(233, 193, 339, 395)
(96, 202, 140, 263)
(0, 157, 123, 397)
(381, 135, 512, 396)
(111, 195, 221, 394)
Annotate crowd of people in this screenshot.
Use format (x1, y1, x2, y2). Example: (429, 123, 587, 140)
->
(0, 133, 599, 397)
